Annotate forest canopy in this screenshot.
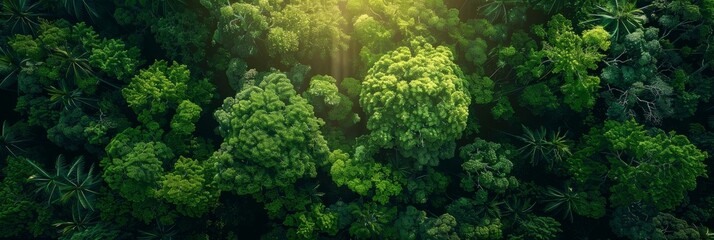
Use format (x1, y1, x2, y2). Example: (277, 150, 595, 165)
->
(1, 0, 713, 239)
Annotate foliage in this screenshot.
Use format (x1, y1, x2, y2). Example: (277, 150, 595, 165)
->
(122, 60, 213, 125)
(304, 75, 358, 123)
(151, 10, 211, 67)
(360, 39, 470, 168)
(212, 3, 268, 57)
(26, 155, 100, 210)
(518, 14, 611, 112)
(267, 0, 349, 65)
(210, 73, 329, 195)
(513, 125, 571, 168)
(0, 0, 43, 34)
(329, 149, 403, 204)
(540, 184, 606, 220)
(568, 120, 708, 210)
(584, 0, 648, 39)
(347, 201, 397, 239)
(0, 156, 52, 238)
(459, 138, 518, 193)
(1, 0, 713, 239)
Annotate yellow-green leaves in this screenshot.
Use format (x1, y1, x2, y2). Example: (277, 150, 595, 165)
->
(329, 149, 403, 204)
(361, 40, 470, 168)
(122, 61, 213, 125)
(211, 73, 329, 195)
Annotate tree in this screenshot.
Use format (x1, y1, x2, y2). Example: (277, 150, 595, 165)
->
(353, 14, 395, 67)
(346, 0, 460, 41)
(513, 125, 571, 169)
(122, 60, 213, 125)
(583, 0, 648, 39)
(568, 120, 708, 210)
(0, 0, 43, 35)
(393, 206, 427, 239)
(158, 156, 218, 217)
(88, 38, 141, 82)
(329, 148, 403, 204)
(102, 139, 172, 202)
(0, 120, 29, 158)
(360, 39, 471, 168)
(303, 75, 358, 124)
(210, 73, 330, 195)
(425, 213, 459, 240)
(283, 203, 338, 239)
(211, 2, 268, 58)
(459, 138, 518, 193)
(347, 201, 397, 239)
(478, 0, 528, 24)
(169, 100, 202, 136)
(517, 14, 611, 112)
(540, 184, 606, 221)
(0, 156, 52, 238)
(266, 0, 349, 65)
(151, 10, 211, 67)
(26, 155, 100, 211)
(446, 191, 504, 240)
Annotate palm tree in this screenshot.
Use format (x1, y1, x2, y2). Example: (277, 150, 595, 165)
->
(0, 46, 23, 93)
(541, 185, 581, 222)
(0, 0, 43, 35)
(59, 0, 100, 22)
(513, 125, 571, 169)
(53, 206, 96, 235)
(502, 197, 536, 223)
(26, 155, 101, 210)
(138, 220, 177, 240)
(52, 48, 93, 81)
(0, 120, 29, 157)
(47, 84, 96, 110)
(479, 0, 525, 23)
(583, 0, 648, 39)
(530, 0, 568, 14)
(51, 47, 120, 89)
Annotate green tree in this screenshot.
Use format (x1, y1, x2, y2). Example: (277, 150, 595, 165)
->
(122, 60, 214, 125)
(459, 138, 518, 193)
(517, 14, 611, 112)
(568, 120, 708, 210)
(158, 156, 218, 217)
(266, 0, 349, 64)
(102, 137, 172, 202)
(0, 156, 52, 238)
(283, 203, 338, 239)
(151, 10, 211, 67)
(360, 39, 471, 168)
(210, 73, 330, 195)
(583, 0, 648, 39)
(212, 2, 269, 57)
(303, 75, 358, 124)
(347, 201, 397, 239)
(329, 148, 403, 204)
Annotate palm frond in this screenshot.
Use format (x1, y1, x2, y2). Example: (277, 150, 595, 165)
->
(541, 185, 580, 222)
(0, 0, 43, 35)
(583, 0, 648, 39)
(26, 155, 100, 210)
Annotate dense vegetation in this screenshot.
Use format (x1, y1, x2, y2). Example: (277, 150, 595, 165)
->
(1, 0, 713, 239)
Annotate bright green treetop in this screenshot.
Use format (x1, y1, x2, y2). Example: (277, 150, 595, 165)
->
(210, 73, 330, 195)
(122, 60, 214, 125)
(360, 39, 471, 168)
